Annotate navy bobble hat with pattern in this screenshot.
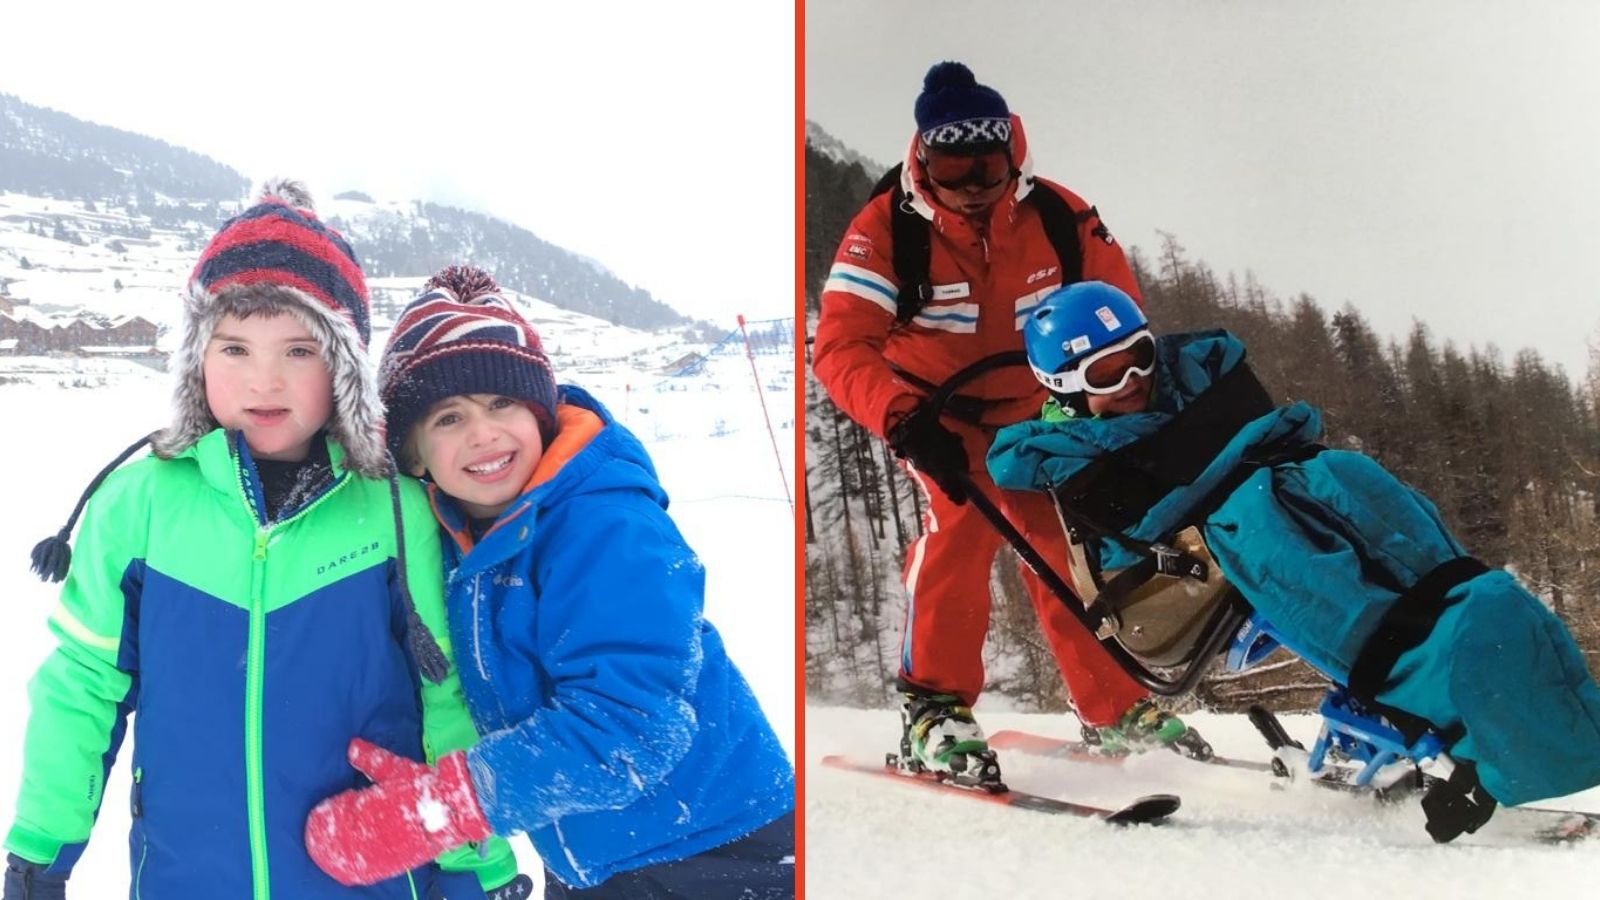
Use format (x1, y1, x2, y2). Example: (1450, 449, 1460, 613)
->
(914, 61, 1012, 153)
(379, 265, 558, 466)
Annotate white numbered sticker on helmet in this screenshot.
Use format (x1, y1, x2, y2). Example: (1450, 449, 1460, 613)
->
(1095, 306, 1121, 331)
(1069, 335, 1091, 354)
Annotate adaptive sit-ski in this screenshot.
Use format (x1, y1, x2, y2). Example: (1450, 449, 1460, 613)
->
(918, 313, 1600, 843)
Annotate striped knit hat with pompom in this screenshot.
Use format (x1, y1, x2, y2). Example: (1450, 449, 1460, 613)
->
(150, 177, 388, 478)
(379, 265, 558, 466)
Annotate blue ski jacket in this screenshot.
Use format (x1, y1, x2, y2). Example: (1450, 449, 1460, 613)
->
(988, 331, 1600, 804)
(426, 386, 795, 890)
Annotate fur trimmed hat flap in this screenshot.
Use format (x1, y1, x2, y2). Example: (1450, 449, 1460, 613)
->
(150, 178, 389, 478)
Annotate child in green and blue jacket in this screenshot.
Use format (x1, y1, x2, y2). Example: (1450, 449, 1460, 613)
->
(3, 182, 521, 899)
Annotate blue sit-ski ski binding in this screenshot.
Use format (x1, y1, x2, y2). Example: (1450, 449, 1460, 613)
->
(1227, 612, 1446, 796)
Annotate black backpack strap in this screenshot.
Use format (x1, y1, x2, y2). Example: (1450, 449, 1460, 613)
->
(868, 163, 933, 325)
(1347, 556, 1490, 705)
(1023, 181, 1085, 286)
(1058, 358, 1279, 532)
(1047, 358, 1295, 612)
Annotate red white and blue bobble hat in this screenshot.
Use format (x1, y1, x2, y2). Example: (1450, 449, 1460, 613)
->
(151, 178, 387, 478)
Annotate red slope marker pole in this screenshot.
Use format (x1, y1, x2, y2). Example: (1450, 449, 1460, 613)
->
(738, 314, 794, 515)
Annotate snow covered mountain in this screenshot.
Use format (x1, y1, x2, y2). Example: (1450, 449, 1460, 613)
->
(0, 188, 722, 386)
(0, 92, 690, 334)
(805, 120, 887, 175)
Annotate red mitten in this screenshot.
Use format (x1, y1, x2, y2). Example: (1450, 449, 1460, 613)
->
(305, 738, 494, 886)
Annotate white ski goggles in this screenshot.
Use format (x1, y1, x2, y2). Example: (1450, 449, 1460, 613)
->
(1032, 330, 1157, 395)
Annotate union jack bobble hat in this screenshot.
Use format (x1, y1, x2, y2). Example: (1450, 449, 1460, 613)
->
(914, 61, 1012, 153)
(379, 265, 558, 465)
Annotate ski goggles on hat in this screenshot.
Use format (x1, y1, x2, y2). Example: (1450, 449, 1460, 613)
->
(918, 147, 1012, 191)
(1033, 330, 1157, 395)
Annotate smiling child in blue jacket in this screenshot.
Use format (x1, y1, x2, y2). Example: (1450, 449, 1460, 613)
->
(304, 266, 795, 898)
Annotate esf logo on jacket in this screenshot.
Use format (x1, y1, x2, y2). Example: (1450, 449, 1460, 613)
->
(844, 236, 873, 262)
(318, 541, 382, 576)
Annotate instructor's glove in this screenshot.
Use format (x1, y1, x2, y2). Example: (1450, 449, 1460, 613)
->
(3, 855, 66, 900)
(888, 404, 969, 504)
(1420, 760, 1497, 843)
(306, 739, 494, 886)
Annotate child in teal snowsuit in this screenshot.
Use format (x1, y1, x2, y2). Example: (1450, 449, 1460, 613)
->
(991, 280, 1600, 841)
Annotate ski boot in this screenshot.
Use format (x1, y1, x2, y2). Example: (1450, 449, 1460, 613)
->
(895, 688, 1003, 789)
(1084, 699, 1214, 761)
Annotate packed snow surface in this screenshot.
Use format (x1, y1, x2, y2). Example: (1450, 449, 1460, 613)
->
(805, 704, 1600, 899)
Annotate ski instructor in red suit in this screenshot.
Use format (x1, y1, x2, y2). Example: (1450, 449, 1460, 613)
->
(811, 61, 1211, 778)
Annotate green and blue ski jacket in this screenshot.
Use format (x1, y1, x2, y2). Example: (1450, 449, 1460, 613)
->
(3, 429, 517, 899)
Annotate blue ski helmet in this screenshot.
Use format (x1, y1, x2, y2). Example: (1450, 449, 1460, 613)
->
(1024, 281, 1149, 395)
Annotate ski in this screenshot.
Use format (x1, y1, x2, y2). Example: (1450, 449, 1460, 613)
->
(989, 729, 1272, 773)
(989, 730, 1600, 844)
(993, 727, 1427, 797)
(1523, 810, 1600, 845)
(992, 728, 1426, 802)
(819, 754, 1179, 825)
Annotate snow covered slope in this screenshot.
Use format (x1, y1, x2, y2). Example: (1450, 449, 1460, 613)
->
(806, 704, 1600, 898)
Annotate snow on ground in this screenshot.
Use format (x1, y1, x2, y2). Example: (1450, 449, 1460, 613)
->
(806, 703, 1600, 899)
(0, 191, 199, 336)
(0, 342, 794, 895)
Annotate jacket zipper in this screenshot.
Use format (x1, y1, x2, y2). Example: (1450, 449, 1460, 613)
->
(236, 448, 351, 900)
(472, 572, 490, 684)
(247, 529, 271, 900)
(133, 767, 147, 898)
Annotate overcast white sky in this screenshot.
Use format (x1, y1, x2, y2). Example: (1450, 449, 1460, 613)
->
(807, 0, 1600, 381)
(1, 1, 794, 324)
